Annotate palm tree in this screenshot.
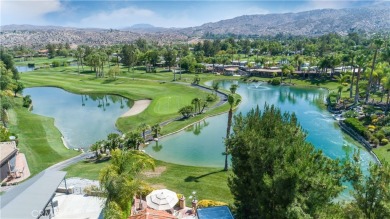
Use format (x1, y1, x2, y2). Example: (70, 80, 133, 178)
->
(383, 70, 390, 113)
(212, 81, 220, 96)
(349, 50, 356, 98)
(124, 131, 144, 150)
(138, 123, 150, 141)
(365, 38, 384, 103)
(151, 124, 161, 138)
(355, 54, 367, 104)
(224, 94, 241, 171)
(99, 149, 155, 218)
(191, 97, 201, 114)
(230, 84, 238, 94)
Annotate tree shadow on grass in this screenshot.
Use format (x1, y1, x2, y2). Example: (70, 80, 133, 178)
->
(184, 170, 225, 183)
(102, 78, 117, 84)
(307, 78, 330, 86)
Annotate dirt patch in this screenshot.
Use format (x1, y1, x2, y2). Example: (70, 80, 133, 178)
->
(142, 166, 166, 178)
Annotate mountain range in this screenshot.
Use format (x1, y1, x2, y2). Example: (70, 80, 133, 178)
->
(1, 3, 389, 47)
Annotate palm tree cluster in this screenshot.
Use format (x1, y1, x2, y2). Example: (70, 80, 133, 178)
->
(89, 123, 161, 158)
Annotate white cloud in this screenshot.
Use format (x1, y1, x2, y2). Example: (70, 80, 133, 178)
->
(0, 0, 62, 25)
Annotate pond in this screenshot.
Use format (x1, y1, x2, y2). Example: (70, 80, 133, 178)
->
(23, 87, 132, 149)
(145, 81, 376, 170)
(16, 66, 35, 72)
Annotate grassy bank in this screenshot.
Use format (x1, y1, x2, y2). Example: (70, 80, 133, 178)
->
(64, 159, 233, 204)
(8, 98, 79, 175)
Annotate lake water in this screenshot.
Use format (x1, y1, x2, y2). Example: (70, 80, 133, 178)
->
(145, 81, 376, 171)
(16, 66, 35, 72)
(23, 87, 132, 149)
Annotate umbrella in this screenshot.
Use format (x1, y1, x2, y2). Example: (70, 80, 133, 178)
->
(146, 189, 179, 210)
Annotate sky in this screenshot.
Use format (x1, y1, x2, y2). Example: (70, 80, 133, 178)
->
(0, 0, 385, 29)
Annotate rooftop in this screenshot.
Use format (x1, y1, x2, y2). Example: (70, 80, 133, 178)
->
(0, 141, 18, 164)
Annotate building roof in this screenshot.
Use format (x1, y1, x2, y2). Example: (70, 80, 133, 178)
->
(197, 206, 234, 219)
(129, 208, 177, 219)
(0, 141, 18, 165)
(0, 170, 67, 219)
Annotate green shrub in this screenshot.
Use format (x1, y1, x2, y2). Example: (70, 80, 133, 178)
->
(373, 138, 379, 146)
(206, 94, 217, 102)
(344, 118, 369, 139)
(197, 199, 228, 208)
(83, 185, 101, 196)
(52, 61, 60, 67)
(374, 131, 385, 141)
(380, 127, 390, 137)
(22, 95, 32, 108)
(270, 78, 281, 86)
(344, 110, 358, 118)
(380, 138, 389, 145)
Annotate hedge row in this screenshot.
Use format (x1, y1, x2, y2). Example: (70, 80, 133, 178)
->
(344, 118, 369, 139)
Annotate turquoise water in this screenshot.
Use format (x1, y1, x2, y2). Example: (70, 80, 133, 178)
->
(145, 81, 376, 171)
(24, 87, 132, 149)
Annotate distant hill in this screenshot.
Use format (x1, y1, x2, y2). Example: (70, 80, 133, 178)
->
(1, 3, 389, 47)
(129, 24, 156, 29)
(178, 3, 390, 36)
(121, 24, 171, 33)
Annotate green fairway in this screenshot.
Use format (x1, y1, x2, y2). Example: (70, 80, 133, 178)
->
(20, 69, 232, 134)
(154, 95, 189, 114)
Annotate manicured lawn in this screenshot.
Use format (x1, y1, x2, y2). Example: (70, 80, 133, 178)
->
(375, 145, 390, 164)
(8, 98, 79, 175)
(63, 159, 111, 180)
(64, 159, 233, 205)
(20, 69, 231, 134)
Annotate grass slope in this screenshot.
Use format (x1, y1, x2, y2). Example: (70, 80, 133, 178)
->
(64, 159, 233, 204)
(8, 98, 78, 175)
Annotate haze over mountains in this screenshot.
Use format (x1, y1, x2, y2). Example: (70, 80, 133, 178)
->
(1, 3, 389, 47)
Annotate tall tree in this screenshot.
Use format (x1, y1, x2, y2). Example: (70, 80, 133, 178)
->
(99, 149, 155, 218)
(227, 105, 343, 219)
(224, 92, 240, 171)
(163, 48, 177, 72)
(344, 157, 390, 219)
(121, 44, 138, 72)
(138, 123, 150, 141)
(365, 38, 384, 103)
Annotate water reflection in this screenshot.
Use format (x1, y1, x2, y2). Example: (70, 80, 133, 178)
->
(145, 81, 376, 170)
(23, 87, 132, 149)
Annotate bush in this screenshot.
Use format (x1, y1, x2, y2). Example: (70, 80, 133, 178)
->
(197, 199, 228, 208)
(269, 78, 281, 86)
(206, 94, 217, 102)
(380, 127, 390, 137)
(52, 61, 61, 67)
(22, 95, 32, 108)
(344, 118, 369, 139)
(374, 131, 385, 141)
(380, 138, 389, 145)
(137, 185, 154, 199)
(344, 110, 358, 118)
(83, 185, 101, 196)
(327, 93, 338, 107)
(373, 138, 379, 146)
(367, 125, 376, 132)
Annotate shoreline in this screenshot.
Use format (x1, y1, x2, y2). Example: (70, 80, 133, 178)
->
(120, 99, 152, 117)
